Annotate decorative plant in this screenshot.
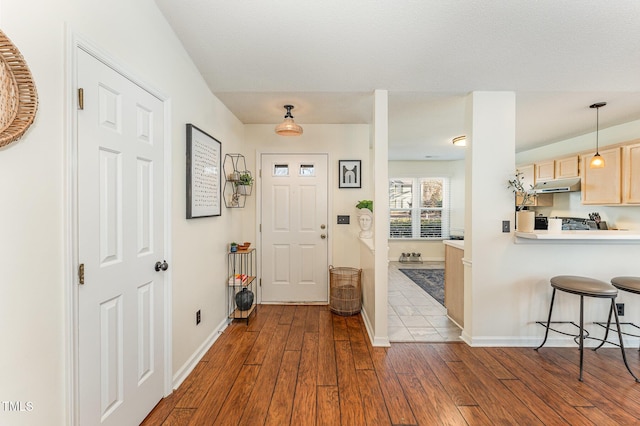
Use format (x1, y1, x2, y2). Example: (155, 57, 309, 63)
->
(356, 199, 373, 212)
(508, 172, 536, 211)
(238, 172, 253, 186)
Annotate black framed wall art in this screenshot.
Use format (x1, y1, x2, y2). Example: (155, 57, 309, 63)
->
(338, 160, 361, 188)
(186, 124, 221, 218)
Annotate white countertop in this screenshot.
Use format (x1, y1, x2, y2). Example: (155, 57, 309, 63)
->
(515, 230, 640, 242)
(443, 239, 464, 249)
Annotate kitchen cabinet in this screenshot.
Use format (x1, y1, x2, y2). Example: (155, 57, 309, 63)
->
(444, 242, 464, 327)
(581, 147, 622, 205)
(515, 163, 552, 207)
(535, 160, 555, 182)
(555, 155, 579, 179)
(623, 142, 640, 204)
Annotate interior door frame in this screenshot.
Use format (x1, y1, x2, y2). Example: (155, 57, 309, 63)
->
(256, 151, 333, 304)
(65, 30, 173, 425)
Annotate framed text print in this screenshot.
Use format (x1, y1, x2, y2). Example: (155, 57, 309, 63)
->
(338, 160, 361, 188)
(186, 124, 221, 218)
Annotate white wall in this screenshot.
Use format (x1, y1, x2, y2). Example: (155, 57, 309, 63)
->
(0, 1, 243, 424)
(388, 160, 465, 261)
(243, 124, 371, 270)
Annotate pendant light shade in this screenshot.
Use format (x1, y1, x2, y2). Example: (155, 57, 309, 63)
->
(589, 102, 606, 169)
(275, 105, 303, 136)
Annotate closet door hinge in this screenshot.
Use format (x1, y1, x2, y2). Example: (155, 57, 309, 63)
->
(77, 88, 84, 110)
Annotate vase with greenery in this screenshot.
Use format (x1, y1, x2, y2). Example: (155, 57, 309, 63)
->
(508, 172, 536, 211)
(508, 172, 536, 232)
(355, 199, 373, 212)
(236, 172, 254, 195)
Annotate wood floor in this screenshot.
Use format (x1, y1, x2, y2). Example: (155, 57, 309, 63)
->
(142, 304, 640, 425)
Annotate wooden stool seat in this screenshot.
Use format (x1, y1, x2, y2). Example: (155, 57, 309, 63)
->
(611, 276, 640, 295)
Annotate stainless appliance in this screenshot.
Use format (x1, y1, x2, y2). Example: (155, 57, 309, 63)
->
(533, 177, 581, 193)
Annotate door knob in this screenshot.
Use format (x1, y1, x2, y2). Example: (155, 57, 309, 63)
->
(320, 224, 326, 229)
(320, 234, 326, 239)
(155, 260, 169, 271)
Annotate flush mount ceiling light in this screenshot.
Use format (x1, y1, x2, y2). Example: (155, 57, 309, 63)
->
(452, 135, 466, 146)
(275, 105, 303, 136)
(589, 102, 606, 169)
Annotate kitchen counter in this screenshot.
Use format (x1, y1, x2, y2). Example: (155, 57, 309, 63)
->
(515, 230, 640, 243)
(443, 239, 464, 250)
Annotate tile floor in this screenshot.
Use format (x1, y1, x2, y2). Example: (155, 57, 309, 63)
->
(388, 261, 462, 342)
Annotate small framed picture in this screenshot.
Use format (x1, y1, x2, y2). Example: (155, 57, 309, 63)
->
(338, 160, 361, 188)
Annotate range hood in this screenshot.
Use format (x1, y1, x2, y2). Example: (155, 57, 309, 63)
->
(534, 177, 581, 193)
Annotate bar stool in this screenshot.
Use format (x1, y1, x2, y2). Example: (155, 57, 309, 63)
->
(596, 276, 640, 351)
(535, 275, 639, 382)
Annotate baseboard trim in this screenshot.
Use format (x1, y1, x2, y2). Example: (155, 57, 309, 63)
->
(172, 317, 229, 390)
(461, 334, 640, 348)
(361, 309, 391, 347)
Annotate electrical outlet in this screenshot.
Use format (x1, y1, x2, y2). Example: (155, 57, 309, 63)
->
(196, 310, 201, 325)
(502, 220, 510, 233)
(617, 303, 624, 316)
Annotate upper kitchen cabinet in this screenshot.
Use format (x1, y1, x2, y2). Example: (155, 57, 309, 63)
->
(554, 155, 579, 179)
(623, 142, 640, 204)
(581, 147, 622, 205)
(534, 160, 555, 182)
(516, 163, 552, 207)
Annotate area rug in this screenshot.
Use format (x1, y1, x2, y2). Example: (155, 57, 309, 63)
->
(399, 268, 445, 306)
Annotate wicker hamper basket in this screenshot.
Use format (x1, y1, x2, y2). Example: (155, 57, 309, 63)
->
(329, 266, 362, 316)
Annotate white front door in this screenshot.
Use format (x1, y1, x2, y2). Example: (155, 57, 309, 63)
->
(77, 49, 166, 425)
(261, 154, 329, 303)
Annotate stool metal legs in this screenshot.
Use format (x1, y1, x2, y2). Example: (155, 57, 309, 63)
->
(536, 288, 639, 382)
(535, 288, 556, 351)
(593, 299, 640, 382)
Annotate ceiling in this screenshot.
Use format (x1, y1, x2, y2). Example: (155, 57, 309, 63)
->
(154, 0, 640, 160)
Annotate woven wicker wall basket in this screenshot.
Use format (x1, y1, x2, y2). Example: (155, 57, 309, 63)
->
(0, 28, 38, 148)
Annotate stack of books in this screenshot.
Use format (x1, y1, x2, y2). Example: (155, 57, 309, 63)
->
(228, 274, 248, 286)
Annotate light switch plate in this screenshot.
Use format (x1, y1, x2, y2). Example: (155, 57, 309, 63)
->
(337, 215, 350, 224)
(502, 220, 510, 233)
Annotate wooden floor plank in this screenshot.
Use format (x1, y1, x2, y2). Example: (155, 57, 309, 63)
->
(332, 314, 349, 341)
(209, 365, 260, 425)
(442, 344, 543, 425)
(334, 340, 366, 425)
(265, 350, 301, 426)
(244, 305, 282, 365)
(317, 310, 338, 386)
(456, 406, 494, 426)
(185, 331, 259, 424)
(290, 333, 319, 426)
(397, 373, 442, 425)
(416, 344, 478, 407)
(284, 305, 307, 351)
(160, 408, 195, 426)
(239, 324, 291, 425)
(487, 347, 595, 426)
(356, 369, 392, 425)
(370, 347, 417, 426)
(316, 386, 340, 426)
(346, 315, 374, 370)
(178, 329, 258, 410)
(142, 307, 640, 426)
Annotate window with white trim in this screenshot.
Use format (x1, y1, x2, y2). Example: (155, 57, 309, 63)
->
(389, 177, 450, 239)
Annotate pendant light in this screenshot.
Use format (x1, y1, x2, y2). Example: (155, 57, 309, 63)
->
(275, 105, 303, 136)
(589, 102, 606, 169)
